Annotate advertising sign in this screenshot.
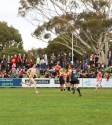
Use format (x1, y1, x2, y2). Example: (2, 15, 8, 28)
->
(83, 78, 112, 88)
(25, 79, 50, 84)
(0, 78, 22, 87)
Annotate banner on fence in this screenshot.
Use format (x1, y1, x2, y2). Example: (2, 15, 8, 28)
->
(0, 78, 22, 87)
(22, 78, 83, 88)
(22, 78, 52, 87)
(0, 78, 112, 88)
(83, 78, 112, 87)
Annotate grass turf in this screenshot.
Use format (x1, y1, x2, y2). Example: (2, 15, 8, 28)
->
(0, 87, 112, 125)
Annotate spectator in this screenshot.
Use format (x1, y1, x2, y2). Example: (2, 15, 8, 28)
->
(0, 64, 2, 72)
(12, 63, 17, 73)
(94, 51, 99, 67)
(49, 61, 54, 69)
(67, 52, 72, 64)
(73, 54, 77, 67)
(66, 61, 70, 69)
(1, 55, 6, 70)
(50, 53, 56, 65)
(36, 55, 40, 68)
(6, 64, 11, 74)
(56, 54, 61, 64)
(22, 54, 27, 67)
(107, 50, 112, 67)
(63, 53, 67, 68)
(90, 54, 94, 67)
(75, 60, 80, 68)
(7, 55, 11, 67)
(79, 61, 83, 69)
(44, 70, 50, 78)
(28, 59, 34, 68)
(40, 58, 46, 74)
(17, 53, 22, 68)
(30, 52, 36, 62)
(60, 53, 64, 68)
(82, 51, 88, 69)
(4, 71, 9, 78)
(78, 71, 83, 78)
(44, 54, 48, 66)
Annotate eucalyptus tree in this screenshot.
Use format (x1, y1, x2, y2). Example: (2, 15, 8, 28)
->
(0, 21, 23, 50)
(18, 0, 112, 63)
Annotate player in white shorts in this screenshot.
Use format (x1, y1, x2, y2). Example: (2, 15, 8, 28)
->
(94, 69, 104, 92)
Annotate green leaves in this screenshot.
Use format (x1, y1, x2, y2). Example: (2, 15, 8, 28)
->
(0, 47, 27, 57)
(0, 21, 23, 50)
(18, 0, 112, 63)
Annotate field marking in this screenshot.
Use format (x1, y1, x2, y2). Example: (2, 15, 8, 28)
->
(1, 104, 112, 109)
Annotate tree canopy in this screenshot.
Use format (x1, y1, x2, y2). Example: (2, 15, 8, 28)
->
(0, 21, 23, 50)
(18, 0, 112, 63)
(0, 47, 27, 58)
(44, 38, 83, 61)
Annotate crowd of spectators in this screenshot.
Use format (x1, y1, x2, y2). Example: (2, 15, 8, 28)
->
(0, 50, 111, 78)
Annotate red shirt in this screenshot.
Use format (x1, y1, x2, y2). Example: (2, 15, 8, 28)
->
(97, 72, 102, 78)
(13, 56, 18, 63)
(97, 72, 102, 81)
(54, 65, 61, 71)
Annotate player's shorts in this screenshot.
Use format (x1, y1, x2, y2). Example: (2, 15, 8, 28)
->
(96, 81, 102, 86)
(59, 76, 65, 84)
(70, 79, 79, 84)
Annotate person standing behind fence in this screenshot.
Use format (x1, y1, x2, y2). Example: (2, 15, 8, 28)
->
(50, 53, 56, 65)
(36, 55, 40, 68)
(82, 51, 88, 69)
(44, 54, 48, 66)
(107, 50, 112, 67)
(22, 54, 27, 67)
(17, 53, 22, 68)
(67, 52, 72, 64)
(69, 64, 82, 97)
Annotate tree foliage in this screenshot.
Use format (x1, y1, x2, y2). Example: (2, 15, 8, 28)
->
(18, 0, 112, 63)
(27, 47, 45, 58)
(0, 47, 27, 57)
(44, 38, 84, 61)
(0, 21, 23, 50)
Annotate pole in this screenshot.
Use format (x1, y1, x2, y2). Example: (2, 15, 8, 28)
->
(72, 32, 73, 64)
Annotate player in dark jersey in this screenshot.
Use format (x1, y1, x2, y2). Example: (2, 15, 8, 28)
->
(69, 64, 82, 97)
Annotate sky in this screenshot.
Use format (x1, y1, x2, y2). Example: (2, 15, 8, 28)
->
(0, 0, 48, 51)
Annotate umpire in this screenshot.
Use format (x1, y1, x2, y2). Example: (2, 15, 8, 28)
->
(69, 64, 82, 97)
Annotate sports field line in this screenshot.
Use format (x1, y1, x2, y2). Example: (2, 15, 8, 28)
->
(1, 103, 112, 109)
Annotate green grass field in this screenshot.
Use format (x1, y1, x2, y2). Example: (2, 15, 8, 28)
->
(0, 87, 112, 125)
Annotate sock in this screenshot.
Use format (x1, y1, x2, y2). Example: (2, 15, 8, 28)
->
(60, 89, 63, 91)
(77, 88, 81, 95)
(68, 87, 70, 91)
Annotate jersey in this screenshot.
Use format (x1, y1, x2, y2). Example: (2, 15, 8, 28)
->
(59, 72, 65, 84)
(97, 72, 102, 82)
(71, 70, 78, 81)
